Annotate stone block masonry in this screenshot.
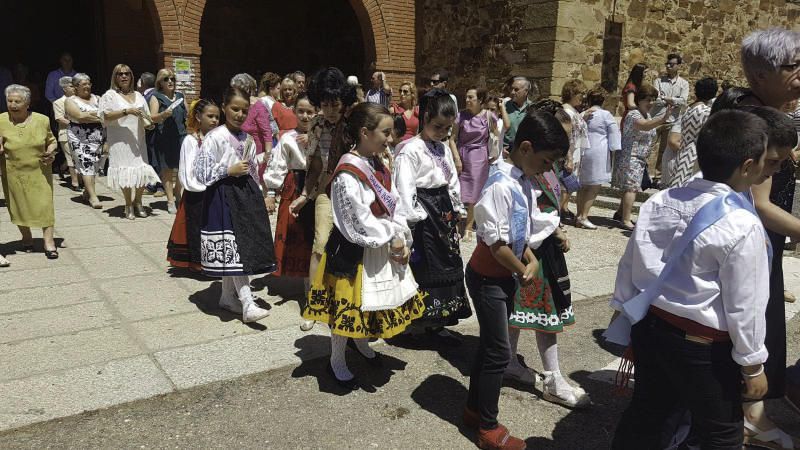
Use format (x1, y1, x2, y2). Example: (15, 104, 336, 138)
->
(415, 0, 799, 106)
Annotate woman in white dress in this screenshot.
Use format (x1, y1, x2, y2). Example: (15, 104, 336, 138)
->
(575, 87, 621, 229)
(99, 64, 160, 220)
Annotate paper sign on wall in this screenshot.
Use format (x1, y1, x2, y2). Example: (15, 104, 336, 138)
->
(174, 59, 192, 82)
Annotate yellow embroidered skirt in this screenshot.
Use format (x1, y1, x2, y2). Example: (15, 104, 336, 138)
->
(303, 252, 426, 339)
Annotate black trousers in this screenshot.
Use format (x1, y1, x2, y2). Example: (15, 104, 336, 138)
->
(465, 266, 517, 429)
(612, 314, 744, 450)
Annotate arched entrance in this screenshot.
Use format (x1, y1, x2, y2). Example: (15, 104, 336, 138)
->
(199, 0, 369, 101)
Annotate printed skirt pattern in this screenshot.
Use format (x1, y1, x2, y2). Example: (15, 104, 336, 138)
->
(509, 237, 575, 333)
(409, 186, 472, 327)
(303, 252, 426, 339)
(200, 176, 277, 277)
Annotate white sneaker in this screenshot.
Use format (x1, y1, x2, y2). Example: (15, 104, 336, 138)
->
(541, 370, 592, 409)
(219, 295, 242, 314)
(242, 302, 270, 323)
(504, 362, 537, 386)
(167, 202, 178, 215)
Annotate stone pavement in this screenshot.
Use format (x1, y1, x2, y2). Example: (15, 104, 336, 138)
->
(1, 176, 798, 440)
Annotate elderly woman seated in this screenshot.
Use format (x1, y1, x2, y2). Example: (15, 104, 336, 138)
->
(0, 84, 59, 261)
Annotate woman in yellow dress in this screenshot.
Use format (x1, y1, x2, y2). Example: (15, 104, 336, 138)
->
(0, 84, 58, 260)
(303, 102, 425, 390)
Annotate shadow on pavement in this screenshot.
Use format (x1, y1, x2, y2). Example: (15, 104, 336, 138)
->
(290, 334, 409, 396)
(166, 266, 213, 281)
(524, 369, 623, 449)
(410, 374, 473, 442)
(252, 274, 305, 305)
(592, 328, 627, 357)
(187, 280, 267, 331)
(386, 329, 479, 376)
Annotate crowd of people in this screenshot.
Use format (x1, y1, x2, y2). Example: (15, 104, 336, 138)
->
(0, 26, 799, 450)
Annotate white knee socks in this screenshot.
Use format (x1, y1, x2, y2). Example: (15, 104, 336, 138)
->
(330, 334, 354, 381)
(232, 275, 253, 305)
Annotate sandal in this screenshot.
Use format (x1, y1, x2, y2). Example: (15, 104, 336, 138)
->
(44, 249, 59, 260)
(0, 254, 9, 267)
(744, 419, 797, 449)
(22, 243, 34, 253)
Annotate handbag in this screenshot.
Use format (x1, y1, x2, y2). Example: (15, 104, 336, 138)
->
(641, 165, 653, 190)
(559, 167, 581, 193)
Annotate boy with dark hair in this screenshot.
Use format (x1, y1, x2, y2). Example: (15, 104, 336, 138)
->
(463, 110, 568, 449)
(609, 109, 778, 449)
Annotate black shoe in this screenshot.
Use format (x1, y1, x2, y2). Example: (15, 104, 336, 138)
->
(346, 339, 383, 367)
(613, 211, 622, 222)
(22, 243, 34, 253)
(44, 249, 59, 260)
(326, 364, 359, 391)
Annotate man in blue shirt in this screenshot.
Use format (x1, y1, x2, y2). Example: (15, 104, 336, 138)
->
(45, 52, 77, 103)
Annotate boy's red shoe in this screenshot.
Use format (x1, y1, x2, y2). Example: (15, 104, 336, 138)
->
(477, 424, 526, 450)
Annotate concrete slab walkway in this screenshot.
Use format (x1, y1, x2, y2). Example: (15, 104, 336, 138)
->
(1, 175, 797, 434)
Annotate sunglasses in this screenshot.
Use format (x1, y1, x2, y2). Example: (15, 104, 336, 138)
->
(164, 77, 176, 82)
(116, 72, 132, 77)
(400, 89, 411, 94)
(429, 79, 442, 84)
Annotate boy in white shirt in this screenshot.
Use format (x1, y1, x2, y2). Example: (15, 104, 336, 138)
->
(610, 109, 780, 449)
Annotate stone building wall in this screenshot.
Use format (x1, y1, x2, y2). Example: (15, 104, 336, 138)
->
(416, 0, 800, 107)
(416, 0, 561, 101)
(557, 0, 800, 112)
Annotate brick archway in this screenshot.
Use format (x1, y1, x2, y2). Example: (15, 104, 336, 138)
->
(149, 0, 414, 100)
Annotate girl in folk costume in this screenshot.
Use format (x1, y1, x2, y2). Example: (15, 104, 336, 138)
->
(194, 87, 277, 323)
(393, 89, 472, 339)
(504, 104, 592, 408)
(464, 111, 567, 450)
(289, 67, 356, 332)
(303, 103, 425, 390)
(167, 99, 220, 272)
(263, 93, 316, 279)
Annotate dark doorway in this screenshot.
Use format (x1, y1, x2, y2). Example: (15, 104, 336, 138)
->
(200, 0, 366, 102)
(0, 0, 160, 114)
(0, 0, 104, 114)
(601, 20, 624, 95)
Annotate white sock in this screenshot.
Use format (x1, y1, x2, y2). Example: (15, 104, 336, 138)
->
(536, 331, 559, 372)
(537, 332, 572, 393)
(508, 327, 523, 369)
(353, 338, 376, 358)
(220, 277, 235, 302)
(330, 335, 354, 381)
(232, 275, 253, 305)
